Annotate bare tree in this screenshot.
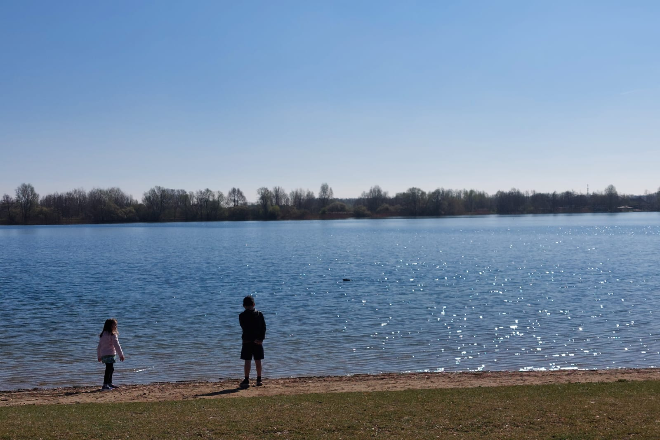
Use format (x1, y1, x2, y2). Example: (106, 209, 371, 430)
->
(318, 183, 334, 208)
(426, 189, 443, 215)
(288, 188, 315, 210)
(604, 184, 618, 212)
(106, 187, 132, 208)
(87, 188, 110, 222)
(272, 186, 288, 206)
(15, 183, 39, 224)
(289, 188, 305, 210)
(361, 185, 388, 212)
(67, 188, 87, 218)
(41, 191, 71, 221)
(304, 190, 315, 210)
(195, 188, 215, 220)
(171, 189, 191, 220)
(227, 187, 247, 207)
(1, 194, 15, 223)
(257, 187, 273, 215)
(215, 191, 225, 209)
(398, 187, 425, 216)
(143, 186, 169, 221)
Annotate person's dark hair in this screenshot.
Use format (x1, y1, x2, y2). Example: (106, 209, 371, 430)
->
(243, 296, 255, 307)
(99, 318, 118, 337)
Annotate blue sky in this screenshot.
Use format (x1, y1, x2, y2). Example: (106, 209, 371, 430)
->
(1, 1, 659, 202)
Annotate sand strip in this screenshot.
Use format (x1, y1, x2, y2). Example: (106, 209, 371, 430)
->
(2, 368, 659, 407)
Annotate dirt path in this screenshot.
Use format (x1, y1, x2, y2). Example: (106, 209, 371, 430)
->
(2, 368, 659, 407)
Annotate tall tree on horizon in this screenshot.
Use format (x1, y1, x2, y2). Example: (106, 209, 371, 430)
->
(257, 187, 273, 215)
(1, 194, 15, 224)
(15, 183, 39, 224)
(272, 186, 288, 206)
(143, 186, 169, 221)
(362, 185, 388, 213)
(401, 187, 425, 216)
(227, 187, 247, 207)
(605, 184, 619, 212)
(318, 183, 334, 208)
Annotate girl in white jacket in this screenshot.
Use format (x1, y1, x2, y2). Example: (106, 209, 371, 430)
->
(97, 318, 125, 390)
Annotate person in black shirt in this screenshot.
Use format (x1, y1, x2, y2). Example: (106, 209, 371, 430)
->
(239, 295, 266, 388)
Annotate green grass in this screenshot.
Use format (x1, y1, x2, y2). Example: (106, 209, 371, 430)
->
(2, 381, 660, 439)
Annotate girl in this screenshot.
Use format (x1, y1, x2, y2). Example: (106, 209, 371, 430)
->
(97, 318, 125, 390)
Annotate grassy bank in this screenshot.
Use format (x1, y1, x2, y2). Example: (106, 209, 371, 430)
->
(2, 380, 659, 439)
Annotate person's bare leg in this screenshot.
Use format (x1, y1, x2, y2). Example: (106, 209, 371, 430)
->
(244, 360, 251, 377)
(255, 360, 262, 377)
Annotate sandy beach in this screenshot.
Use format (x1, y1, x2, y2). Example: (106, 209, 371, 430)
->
(2, 368, 659, 407)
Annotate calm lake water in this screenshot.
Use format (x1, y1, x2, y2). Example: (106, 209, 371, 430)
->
(1, 214, 659, 390)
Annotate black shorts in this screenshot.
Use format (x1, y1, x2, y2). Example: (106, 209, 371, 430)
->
(241, 342, 264, 360)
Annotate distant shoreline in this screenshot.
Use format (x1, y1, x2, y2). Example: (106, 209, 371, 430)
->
(1, 209, 657, 228)
(3, 368, 659, 407)
(4, 183, 657, 225)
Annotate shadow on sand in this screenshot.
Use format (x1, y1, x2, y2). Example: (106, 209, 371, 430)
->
(196, 388, 243, 397)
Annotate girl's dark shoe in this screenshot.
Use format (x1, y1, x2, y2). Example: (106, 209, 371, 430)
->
(256, 377, 263, 386)
(240, 378, 250, 389)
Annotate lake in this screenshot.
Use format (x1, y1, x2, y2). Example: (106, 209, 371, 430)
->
(1, 214, 659, 390)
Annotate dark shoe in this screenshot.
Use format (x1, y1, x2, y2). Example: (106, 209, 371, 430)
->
(256, 378, 263, 386)
(240, 378, 250, 389)
(108, 384, 119, 389)
(101, 384, 112, 391)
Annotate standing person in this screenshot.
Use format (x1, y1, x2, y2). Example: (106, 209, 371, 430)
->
(97, 318, 125, 390)
(239, 295, 266, 388)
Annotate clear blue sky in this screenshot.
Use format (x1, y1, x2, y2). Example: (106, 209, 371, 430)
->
(1, 1, 659, 202)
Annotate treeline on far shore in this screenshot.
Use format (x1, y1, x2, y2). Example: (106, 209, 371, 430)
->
(2, 183, 660, 226)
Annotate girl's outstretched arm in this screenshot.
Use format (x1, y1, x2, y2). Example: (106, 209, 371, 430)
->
(112, 334, 125, 361)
